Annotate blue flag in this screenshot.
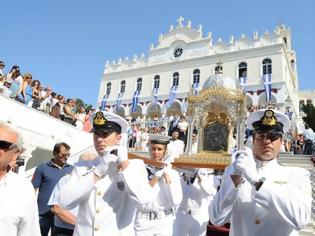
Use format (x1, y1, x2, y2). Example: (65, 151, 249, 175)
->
(167, 86, 177, 108)
(115, 93, 123, 111)
(153, 87, 158, 103)
(239, 77, 247, 91)
(131, 90, 140, 113)
(192, 83, 199, 96)
(263, 74, 272, 101)
(100, 94, 108, 111)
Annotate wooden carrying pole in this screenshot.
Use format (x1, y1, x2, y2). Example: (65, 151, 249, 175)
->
(128, 153, 227, 170)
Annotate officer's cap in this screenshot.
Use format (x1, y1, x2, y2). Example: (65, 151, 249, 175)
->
(149, 134, 171, 145)
(246, 109, 290, 133)
(91, 111, 129, 133)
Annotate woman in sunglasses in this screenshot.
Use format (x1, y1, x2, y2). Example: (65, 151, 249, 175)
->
(210, 109, 312, 236)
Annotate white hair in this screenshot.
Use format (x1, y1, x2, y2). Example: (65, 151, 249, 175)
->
(0, 121, 23, 149)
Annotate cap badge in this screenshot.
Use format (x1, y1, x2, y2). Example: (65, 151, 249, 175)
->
(261, 110, 277, 126)
(93, 111, 106, 126)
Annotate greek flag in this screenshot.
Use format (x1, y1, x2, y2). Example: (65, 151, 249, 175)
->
(100, 94, 108, 111)
(192, 83, 199, 96)
(263, 74, 272, 101)
(239, 77, 247, 91)
(131, 90, 140, 113)
(153, 87, 158, 103)
(167, 85, 177, 108)
(115, 93, 123, 110)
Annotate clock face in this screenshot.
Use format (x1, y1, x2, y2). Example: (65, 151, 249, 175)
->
(174, 48, 183, 58)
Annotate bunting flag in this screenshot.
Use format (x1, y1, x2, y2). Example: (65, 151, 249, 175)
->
(263, 74, 272, 101)
(131, 90, 140, 113)
(167, 85, 177, 108)
(153, 87, 158, 103)
(192, 83, 199, 96)
(115, 93, 123, 110)
(239, 77, 247, 91)
(100, 94, 108, 111)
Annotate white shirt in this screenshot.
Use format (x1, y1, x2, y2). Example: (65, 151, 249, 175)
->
(168, 139, 185, 160)
(210, 159, 312, 236)
(303, 128, 315, 141)
(59, 158, 152, 236)
(0, 172, 41, 236)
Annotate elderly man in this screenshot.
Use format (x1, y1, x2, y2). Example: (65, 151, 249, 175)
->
(0, 121, 40, 236)
(59, 111, 152, 235)
(210, 109, 312, 236)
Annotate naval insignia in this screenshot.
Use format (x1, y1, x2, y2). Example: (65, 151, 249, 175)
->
(117, 181, 125, 191)
(261, 110, 277, 126)
(273, 180, 288, 185)
(93, 111, 107, 126)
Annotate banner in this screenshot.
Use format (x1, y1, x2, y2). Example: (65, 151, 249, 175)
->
(153, 87, 158, 103)
(239, 77, 247, 91)
(263, 74, 272, 101)
(115, 93, 123, 110)
(167, 85, 177, 108)
(131, 90, 140, 113)
(192, 83, 199, 96)
(100, 94, 108, 111)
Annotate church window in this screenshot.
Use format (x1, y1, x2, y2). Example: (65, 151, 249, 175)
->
(238, 62, 247, 78)
(136, 78, 142, 91)
(154, 75, 160, 89)
(262, 58, 272, 75)
(172, 72, 179, 87)
(120, 80, 126, 93)
(106, 82, 111, 95)
(193, 69, 200, 84)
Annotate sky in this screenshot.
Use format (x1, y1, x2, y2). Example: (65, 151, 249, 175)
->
(1, 0, 314, 106)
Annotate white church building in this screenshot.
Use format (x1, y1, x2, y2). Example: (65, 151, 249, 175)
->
(97, 17, 299, 124)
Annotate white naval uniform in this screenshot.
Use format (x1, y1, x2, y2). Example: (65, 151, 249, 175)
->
(209, 159, 312, 236)
(174, 171, 218, 236)
(59, 157, 152, 236)
(0, 172, 41, 236)
(168, 139, 185, 160)
(134, 168, 183, 236)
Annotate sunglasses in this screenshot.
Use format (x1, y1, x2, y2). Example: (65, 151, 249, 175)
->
(0, 140, 20, 154)
(254, 132, 282, 142)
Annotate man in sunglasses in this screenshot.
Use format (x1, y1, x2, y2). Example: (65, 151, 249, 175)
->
(58, 111, 152, 235)
(32, 142, 73, 236)
(210, 109, 312, 236)
(0, 121, 41, 235)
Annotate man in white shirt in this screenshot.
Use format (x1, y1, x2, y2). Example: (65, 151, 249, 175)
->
(210, 109, 312, 236)
(167, 129, 185, 162)
(303, 124, 315, 155)
(0, 121, 40, 236)
(59, 111, 152, 236)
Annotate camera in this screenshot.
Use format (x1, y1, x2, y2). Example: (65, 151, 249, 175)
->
(16, 157, 25, 167)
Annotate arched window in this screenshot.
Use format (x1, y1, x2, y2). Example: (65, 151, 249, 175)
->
(238, 62, 247, 78)
(193, 69, 200, 84)
(262, 58, 272, 75)
(154, 75, 160, 89)
(106, 82, 111, 95)
(120, 80, 126, 93)
(136, 78, 142, 91)
(172, 72, 179, 87)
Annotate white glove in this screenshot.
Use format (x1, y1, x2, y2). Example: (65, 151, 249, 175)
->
(234, 147, 259, 185)
(154, 168, 164, 178)
(94, 151, 116, 177)
(116, 146, 128, 164)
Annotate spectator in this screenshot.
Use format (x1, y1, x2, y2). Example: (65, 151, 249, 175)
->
(83, 107, 94, 132)
(303, 124, 315, 155)
(31, 142, 74, 236)
(0, 60, 5, 76)
(48, 152, 98, 236)
(159, 126, 167, 135)
(75, 106, 86, 130)
(18, 73, 33, 105)
(0, 80, 12, 97)
(6, 65, 23, 99)
(167, 128, 185, 162)
(177, 115, 189, 148)
(0, 121, 41, 236)
(62, 99, 76, 125)
(30, 80, 42, 109)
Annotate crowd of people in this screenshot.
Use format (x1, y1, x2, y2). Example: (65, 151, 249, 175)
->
(0, 61, 93, 131)
(0, 107, 312, 236)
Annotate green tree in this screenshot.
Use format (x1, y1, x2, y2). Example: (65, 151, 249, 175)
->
(301, 99, 315, 130)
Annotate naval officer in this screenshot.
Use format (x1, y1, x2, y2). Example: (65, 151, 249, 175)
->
(209, 109, 312, 236)
(59, 111, 152, 236)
